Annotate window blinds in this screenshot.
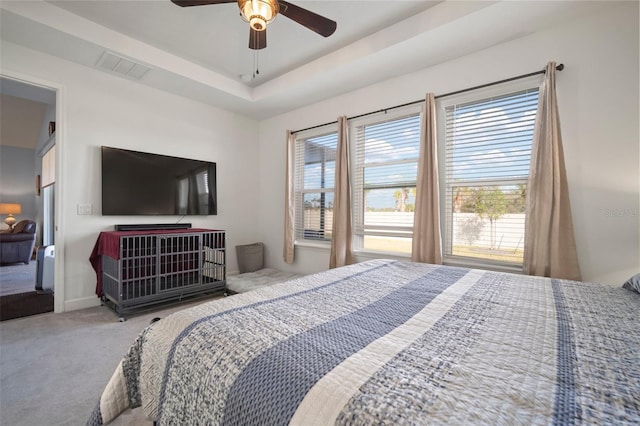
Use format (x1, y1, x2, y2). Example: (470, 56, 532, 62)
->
(444, 88, 539, 264)
(353, 113, 421, 252)
(294, 132, 338, 242)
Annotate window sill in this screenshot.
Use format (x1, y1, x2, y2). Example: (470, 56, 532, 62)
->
(294, 242, 412, 261)
(294, 241, 330, 250)
(293, 244, 523, 275)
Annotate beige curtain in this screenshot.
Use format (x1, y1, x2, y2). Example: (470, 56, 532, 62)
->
(329, 116, 355, 268)
(524, 62, 581, 280)
(412, 93, 443, 264)
(283, 130, 295, 264)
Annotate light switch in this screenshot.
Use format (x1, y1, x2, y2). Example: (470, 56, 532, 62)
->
(77, 204, 93, 215)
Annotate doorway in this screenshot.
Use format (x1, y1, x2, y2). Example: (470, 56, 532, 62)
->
(0, 76, 57, 320)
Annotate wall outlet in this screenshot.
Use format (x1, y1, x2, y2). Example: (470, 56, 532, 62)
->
(77, 204, 93, 215)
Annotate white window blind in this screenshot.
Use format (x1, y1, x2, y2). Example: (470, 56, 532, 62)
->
(443, 88, 539, 265)
(294, 131, 338, 243)
(353, 112, 421, 254)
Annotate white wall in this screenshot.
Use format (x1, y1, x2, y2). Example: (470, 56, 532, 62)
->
(1, 41, 260, 311)
(258, 2, 640, 286)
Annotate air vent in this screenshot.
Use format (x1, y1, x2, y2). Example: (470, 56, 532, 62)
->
(96, 51, 151, 80)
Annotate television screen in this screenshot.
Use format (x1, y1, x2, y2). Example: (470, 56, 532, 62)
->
(101, 146, 217, 216)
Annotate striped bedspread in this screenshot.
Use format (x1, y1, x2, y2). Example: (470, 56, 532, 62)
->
(88, 259, 640, 425)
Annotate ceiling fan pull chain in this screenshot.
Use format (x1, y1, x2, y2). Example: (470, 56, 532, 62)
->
(253, 50, 260, 78)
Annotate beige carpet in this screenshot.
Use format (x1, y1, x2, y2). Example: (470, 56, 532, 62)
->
(0, 296, 222, 425)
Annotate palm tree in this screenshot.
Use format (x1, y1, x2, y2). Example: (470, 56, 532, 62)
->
(394, 188, 409, 212)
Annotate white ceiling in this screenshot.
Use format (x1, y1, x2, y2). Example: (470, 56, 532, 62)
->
(51, 0, 439, 85)
(0, 1, 609, 119)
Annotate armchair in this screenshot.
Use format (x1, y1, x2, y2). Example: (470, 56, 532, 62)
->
(0, 220, 37, 265)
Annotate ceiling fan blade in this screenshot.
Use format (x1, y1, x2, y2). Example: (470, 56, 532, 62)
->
(170, 0, 235, 7)
(249, 28, 267, 50)
(278, 0, 337, 37)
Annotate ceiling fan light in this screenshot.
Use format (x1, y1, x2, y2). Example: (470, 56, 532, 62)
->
(238, 0, 278, 31)
(249, 16, 266, 31)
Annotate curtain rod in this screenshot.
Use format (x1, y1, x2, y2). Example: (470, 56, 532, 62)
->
(292, 63, 564, 135)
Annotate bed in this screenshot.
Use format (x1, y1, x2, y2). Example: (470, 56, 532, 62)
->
(226, 268, 305, 294)
(88, 259, 640, 425)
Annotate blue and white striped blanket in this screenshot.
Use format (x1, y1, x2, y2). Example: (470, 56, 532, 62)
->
(89, 259, 640, 425)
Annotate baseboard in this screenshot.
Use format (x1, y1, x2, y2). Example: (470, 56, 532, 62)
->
(64, 296, 101, 312)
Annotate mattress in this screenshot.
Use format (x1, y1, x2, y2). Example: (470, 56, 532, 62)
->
(89, 259, 640, 425)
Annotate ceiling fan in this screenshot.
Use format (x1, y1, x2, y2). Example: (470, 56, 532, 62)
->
(170, 1, 337, 50)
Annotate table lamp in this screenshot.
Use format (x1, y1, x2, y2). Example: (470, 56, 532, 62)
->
(0, 203, 22, 230)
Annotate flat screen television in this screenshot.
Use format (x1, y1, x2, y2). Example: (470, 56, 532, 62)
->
(101, 146, 217, 216)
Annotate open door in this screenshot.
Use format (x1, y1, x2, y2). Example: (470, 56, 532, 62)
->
(0, 76, 57, 320)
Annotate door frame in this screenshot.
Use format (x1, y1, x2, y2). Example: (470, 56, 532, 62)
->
(1, 69, 66, 313)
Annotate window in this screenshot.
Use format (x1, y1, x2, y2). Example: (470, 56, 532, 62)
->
(353, 111, 421, 254)
(441, 85, 539, 265)
(294, 130, 338, 244)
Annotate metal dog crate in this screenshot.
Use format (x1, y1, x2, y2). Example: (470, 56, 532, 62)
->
(100, 230, 225, 319)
